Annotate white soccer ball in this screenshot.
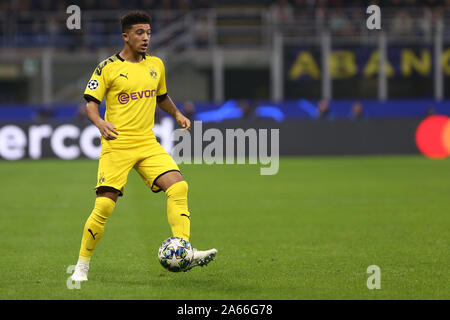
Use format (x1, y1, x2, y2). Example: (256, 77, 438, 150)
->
(158, 237, 193, 272)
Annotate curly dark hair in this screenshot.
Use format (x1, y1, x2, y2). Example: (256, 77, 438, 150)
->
(120, 11, 151, 33)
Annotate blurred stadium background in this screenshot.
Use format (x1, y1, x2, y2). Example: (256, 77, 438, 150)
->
(0, 0, 450, 158)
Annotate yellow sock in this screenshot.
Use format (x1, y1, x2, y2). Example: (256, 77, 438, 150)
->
(165, 181, 191, 241)
(78, 196, 116, 262)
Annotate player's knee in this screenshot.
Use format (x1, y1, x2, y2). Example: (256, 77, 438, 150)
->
(165, 180, 188, 198)
(91, 196, 116, 225)
(96, 187, 120, 202)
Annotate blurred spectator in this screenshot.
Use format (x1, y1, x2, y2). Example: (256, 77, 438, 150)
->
(327, 0, 345, 8)
(420, 6, 433, 41)
(270, 0, 294, 24)
(0, 0, 13, 13)
(36, 106, 54, 122)
(426, 0, 445, 30)
(40, 0, 53, 11)
(445, 0, 450, 16)
(292, 0, 316, 36)
(160, 0, 176, 26)
(193, 0, 212, 9)
(105, 0, 122, 10)
(140, 0, 161, 29)
(140, 0, 160, 10)
(84, 0, 100, 10)
(292, 0, 307, 9)
(121, 0, 140, 9)
(293, 0, 320, 13)
(7, 0, 449, 13)
(424, 0, 444, 9)
(5, 0, 450, 52)
(46, 14, 60, 41)
(238, 100, 256, 120)
(329, 8, 354, 36)
(17, 0, 30, 11)
(55, 1, 68, 11)
(173, 0, 191, 21)
(317, 99, 334, 120)
(182, 100, 196, 121)
(390, 11, 414, 36)
(349, 101, 365, 120)
(388, 0, 404, 8)
(76, 103, 89, 123)
(426, 106, 435, 116)
(192, 13, 211, 47)
(177, 0, 191, 13)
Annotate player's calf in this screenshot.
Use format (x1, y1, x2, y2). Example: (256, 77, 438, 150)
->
(165, 180, 191, 241)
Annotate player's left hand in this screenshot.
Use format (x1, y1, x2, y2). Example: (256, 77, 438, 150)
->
(175, 112, 191, 131)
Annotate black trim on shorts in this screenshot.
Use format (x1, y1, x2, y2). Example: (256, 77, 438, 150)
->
(151, 170, 182, 193)
(157, 93, 168, 103)
(84, 94, 101, 105)
(95, 186, 123, 197)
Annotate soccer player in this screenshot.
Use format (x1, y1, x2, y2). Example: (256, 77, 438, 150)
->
(70, 11, 217, 281)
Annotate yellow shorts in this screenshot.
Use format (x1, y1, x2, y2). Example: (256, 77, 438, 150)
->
(95, 135, 180, 195)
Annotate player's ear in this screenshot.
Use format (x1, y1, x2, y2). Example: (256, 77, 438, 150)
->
(122, 32, 129, 42)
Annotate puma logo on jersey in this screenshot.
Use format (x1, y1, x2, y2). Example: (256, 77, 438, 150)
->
(119, 73, 128, 80)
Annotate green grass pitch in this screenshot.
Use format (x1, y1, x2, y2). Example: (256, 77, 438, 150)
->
(0, 156, 449, 299)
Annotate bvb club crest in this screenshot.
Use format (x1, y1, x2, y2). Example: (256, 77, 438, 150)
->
(149, 67, 158, 79)
(98, 172, 105, 185)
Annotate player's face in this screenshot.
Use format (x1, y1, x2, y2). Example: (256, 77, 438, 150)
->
(123, 24, 151, 54)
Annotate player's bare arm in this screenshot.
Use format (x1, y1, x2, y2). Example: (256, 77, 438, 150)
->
(85, 101, 118, 140)
(158, 95, 191, 130)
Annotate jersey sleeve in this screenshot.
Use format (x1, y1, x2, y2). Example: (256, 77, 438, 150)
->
(83, 60, 109, 105)
(156, 58, 167, 97)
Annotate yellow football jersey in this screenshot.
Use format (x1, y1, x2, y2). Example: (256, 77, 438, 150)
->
(83, 53, 167, 137)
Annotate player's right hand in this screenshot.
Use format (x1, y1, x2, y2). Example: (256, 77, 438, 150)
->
(96, 120, 119, 140)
